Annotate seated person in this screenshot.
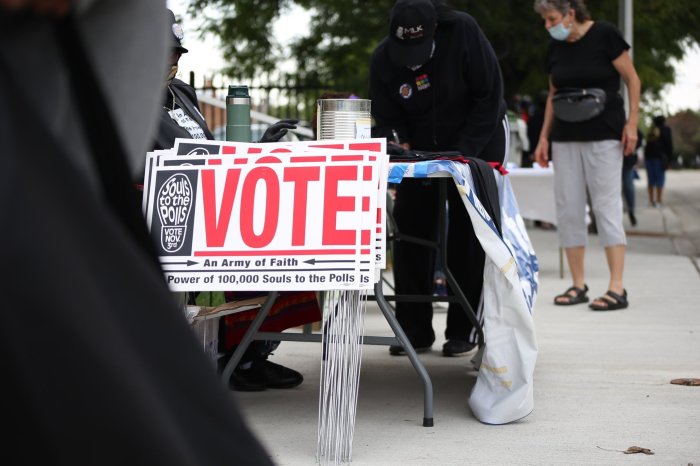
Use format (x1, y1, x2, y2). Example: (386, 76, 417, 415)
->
(216, 291, 321, 391)
(152, 10, 321, 391)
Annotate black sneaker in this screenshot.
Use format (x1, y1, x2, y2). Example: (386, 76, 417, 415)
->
(218, 355, 267, 391)
(219, 357, 304, 391)
(228, 367, 267, 391)
(389, 339, 433, 356)
(261, 359, 304, 389)
(221, 359, 304, 392)
(442, 339, 476, 357)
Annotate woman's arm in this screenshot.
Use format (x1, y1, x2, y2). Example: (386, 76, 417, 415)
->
(613, 49, 641, 156)
(533, 77, 556, 168)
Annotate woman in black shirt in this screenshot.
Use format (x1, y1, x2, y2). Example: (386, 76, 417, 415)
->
(532, 0, 641, 311)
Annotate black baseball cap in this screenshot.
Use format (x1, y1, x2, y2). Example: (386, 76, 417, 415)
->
(387, 0, 436, 67)
(167, 9, 189, 54)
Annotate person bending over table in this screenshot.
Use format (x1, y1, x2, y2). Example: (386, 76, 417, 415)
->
(369, 0, 508, 357)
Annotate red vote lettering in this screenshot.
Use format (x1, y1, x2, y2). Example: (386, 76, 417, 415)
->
(201, 162, 363, 250)
(324, 165, 357, 245)
(201, 168, 240, 247)
(240, 167, 279, 248)
(284, 166, 321, 246)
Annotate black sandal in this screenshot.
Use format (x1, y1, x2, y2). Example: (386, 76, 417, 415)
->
(589, 289, 628, 311)
(553, 284, 589, 306)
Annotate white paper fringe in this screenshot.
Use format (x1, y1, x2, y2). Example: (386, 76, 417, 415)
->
(316, 289, 367, 466)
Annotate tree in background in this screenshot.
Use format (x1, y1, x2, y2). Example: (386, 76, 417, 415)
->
(667, 110, 700, 167)
(187, 0, 700, 107)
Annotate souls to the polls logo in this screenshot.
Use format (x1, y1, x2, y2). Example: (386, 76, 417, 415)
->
(187, 147, 210, 155)
(157, 173, 194, 253)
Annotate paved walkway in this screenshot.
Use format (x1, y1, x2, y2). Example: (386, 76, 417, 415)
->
(234, 169, 700, 466)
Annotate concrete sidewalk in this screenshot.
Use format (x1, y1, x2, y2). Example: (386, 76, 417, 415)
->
(233, 170, 700, 466)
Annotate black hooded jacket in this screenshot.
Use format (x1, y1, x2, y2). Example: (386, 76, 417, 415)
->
(369, 3, 506, 161)
(152, 78, 214, 152)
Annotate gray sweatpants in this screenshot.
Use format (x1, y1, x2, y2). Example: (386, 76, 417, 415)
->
(552, 140, 626, 248)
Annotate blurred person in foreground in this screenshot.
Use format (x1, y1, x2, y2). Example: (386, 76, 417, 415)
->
(369, 0, 509, 357)
(152, 9, 318, 392)
(644, 115, 673, 208)
(532, 0, 640, 311)
(0, 1, 274, 464)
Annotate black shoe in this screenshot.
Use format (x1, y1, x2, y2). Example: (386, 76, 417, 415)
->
(389, 336, 433, 356)
(261, 359, 304, 389)
(629, 212, 637, 226)
(218, 356, 267, 391)
(442, 339, 477, 357)
(219, 357, 304, 391)
(229, 366, 267, 391)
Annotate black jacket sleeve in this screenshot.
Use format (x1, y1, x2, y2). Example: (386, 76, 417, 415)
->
(452, 13, 506, 158)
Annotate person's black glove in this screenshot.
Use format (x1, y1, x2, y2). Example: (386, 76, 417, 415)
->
(259, 119, 298, 143)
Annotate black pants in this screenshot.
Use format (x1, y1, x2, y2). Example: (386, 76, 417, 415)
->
(391, 118, 507, 346)
(392, 179, 484, 345)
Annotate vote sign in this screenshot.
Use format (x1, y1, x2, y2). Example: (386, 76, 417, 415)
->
(144, 150, 381, 291)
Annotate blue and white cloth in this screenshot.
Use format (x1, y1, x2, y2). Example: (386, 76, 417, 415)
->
(389, 160, 539, 425)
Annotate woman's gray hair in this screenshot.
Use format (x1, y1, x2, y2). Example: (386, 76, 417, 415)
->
(533, 0, 591, 22)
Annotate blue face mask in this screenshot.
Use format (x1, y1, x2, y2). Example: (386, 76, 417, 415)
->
(548, 20, 571, 41)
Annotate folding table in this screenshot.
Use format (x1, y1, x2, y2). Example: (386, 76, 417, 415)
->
(220, 160, 490, 428)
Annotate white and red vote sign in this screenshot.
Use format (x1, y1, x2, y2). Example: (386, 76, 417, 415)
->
(153, 137, 390, 269)
(143, 140, 387, 292)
